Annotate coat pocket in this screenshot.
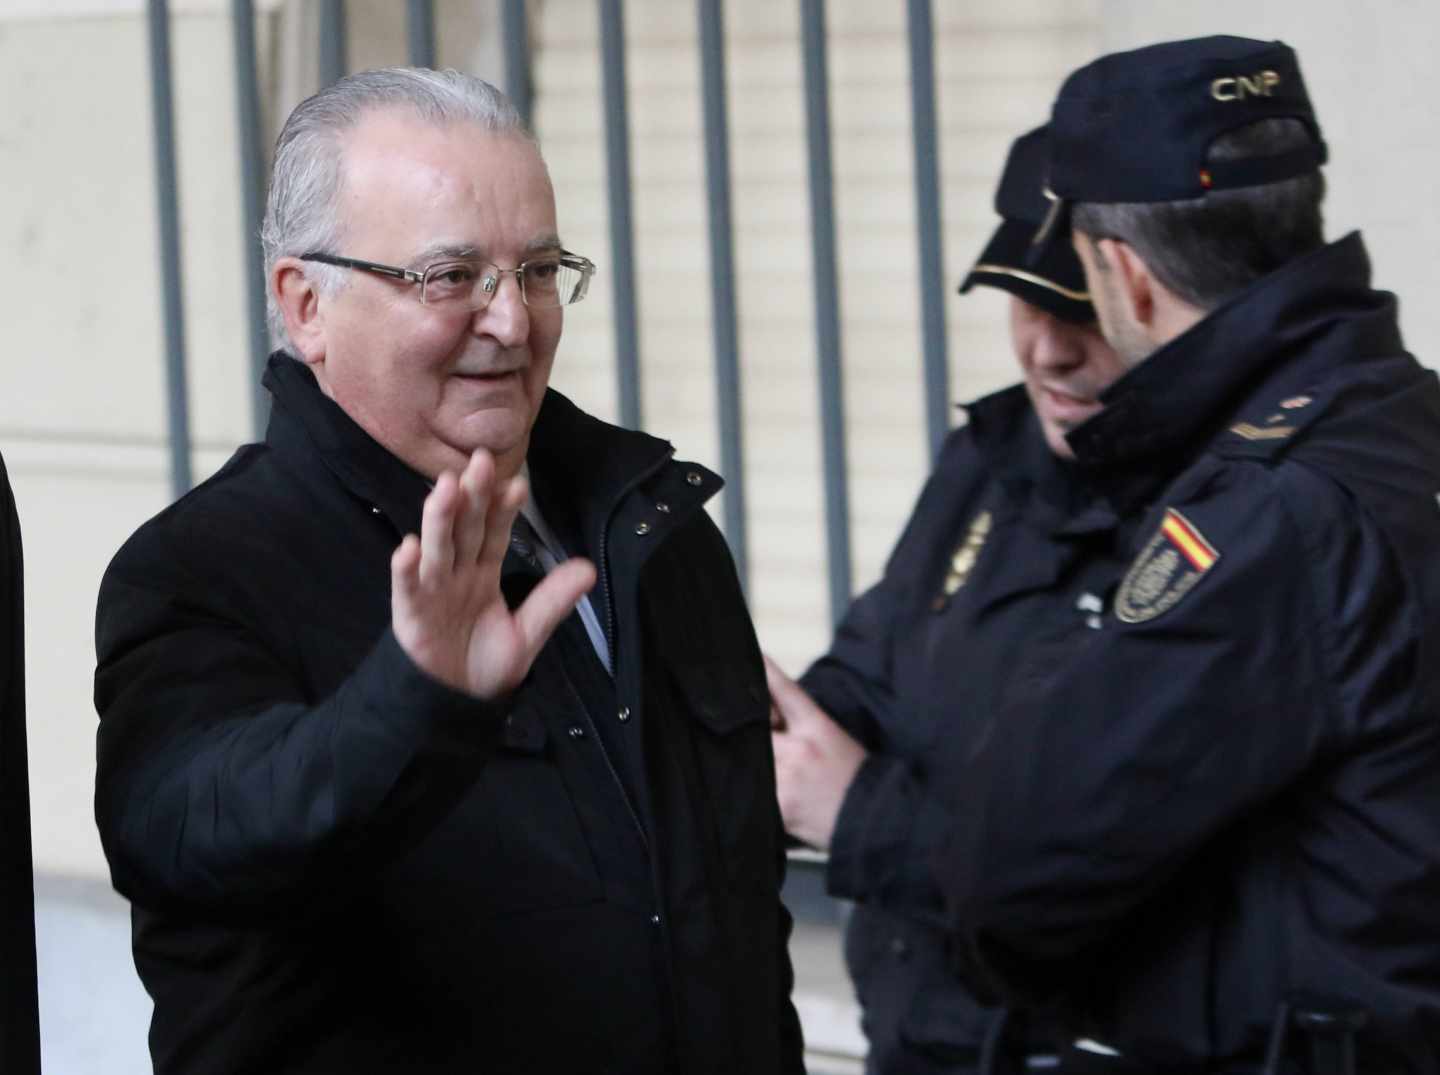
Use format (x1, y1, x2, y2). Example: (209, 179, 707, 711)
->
(671, 661, 778, 886)
(457, 701, 605, 915)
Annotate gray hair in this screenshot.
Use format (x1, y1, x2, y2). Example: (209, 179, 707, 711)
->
(1071, 119, 1326, 312)
(261, 67, 534, 349)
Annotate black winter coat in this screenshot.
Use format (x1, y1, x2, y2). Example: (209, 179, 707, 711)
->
(94, 356, 804, 1075)
(935, 235, 1440, 1073)
(1, 450, 39, 1075)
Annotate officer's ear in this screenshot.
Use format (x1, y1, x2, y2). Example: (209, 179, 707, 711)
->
(1095, 238, 1156, 332)
(272, 257, 328, 367)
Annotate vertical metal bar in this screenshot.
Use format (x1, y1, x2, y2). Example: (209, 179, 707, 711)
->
(146, 0, 193, 497)
(406, 0, 436, 68)
(697, 0, 747, 588)
(598, 0, 643, 432)
(907, 0, 949, 460)
(232, 0, 270, 438)
(502, 0, 532, 128)
(800, 0, 851, 621)
(319, 0, 346, 87)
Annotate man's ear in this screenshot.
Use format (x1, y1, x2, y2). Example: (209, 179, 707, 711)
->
(272, 257, 327, 366)
(1096, 238, 1156, 332)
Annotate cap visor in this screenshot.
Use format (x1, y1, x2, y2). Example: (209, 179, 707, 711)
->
(959, 218, 1093, 323)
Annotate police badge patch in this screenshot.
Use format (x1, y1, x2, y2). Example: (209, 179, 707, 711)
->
(930, 510, 993, 612)
(1114, 508, 1220, 624)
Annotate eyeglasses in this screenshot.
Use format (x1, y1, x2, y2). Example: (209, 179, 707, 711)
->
(299, 250, 597, 310)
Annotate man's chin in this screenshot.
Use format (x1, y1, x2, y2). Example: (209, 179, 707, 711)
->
(451, 420, 531, 473)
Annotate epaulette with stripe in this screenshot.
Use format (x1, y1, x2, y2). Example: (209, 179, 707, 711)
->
(1212, 388, 1332, 462)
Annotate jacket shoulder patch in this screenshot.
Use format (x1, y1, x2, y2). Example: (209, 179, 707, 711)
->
(1216, 390, 1328, 461)
(1115, 508, 1220, 624)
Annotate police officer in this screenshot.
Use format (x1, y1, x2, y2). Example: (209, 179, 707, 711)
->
(936, 36, 1440, 1074)
(769, 126, 1126, 1073)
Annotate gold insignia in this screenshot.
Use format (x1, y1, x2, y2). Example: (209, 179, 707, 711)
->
(934, 511, 993, 608)
(1231, 421, 1295, 441)
(1211, 70, 1281, 102)
(1115, 509, 1220, 624)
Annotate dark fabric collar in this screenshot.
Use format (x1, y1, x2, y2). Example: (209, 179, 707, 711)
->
(522, 388, 674, 560)
(1064, 232, 1404, 503)
(1070, 232, 1401, 464)
(263, 355, 433, 537)
(965, 385, 1114, 536)
(261, 355, 676, 553)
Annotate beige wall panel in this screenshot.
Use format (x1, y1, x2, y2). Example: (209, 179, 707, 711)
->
(0, 16, 166, 441)
(9, 445, 173, 877)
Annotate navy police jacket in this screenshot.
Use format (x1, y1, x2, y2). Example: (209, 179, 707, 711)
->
(938, 234, 1440, 1072)
(803, 354, 1121, 1070)
(94, 356, 803, 1075)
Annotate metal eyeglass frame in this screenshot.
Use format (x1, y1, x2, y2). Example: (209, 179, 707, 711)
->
(298, 250, 597, 309)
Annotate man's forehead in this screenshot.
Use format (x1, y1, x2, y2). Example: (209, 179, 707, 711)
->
(335, 110, 557, 258)
(339, 109, 547, 190)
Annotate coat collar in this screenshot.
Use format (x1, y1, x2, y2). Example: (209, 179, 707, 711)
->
(261, 355, 680, 551)
(965, 385, 1114, 537)
(263, 355, 432, 537)
(1064, 232, 1404, 506)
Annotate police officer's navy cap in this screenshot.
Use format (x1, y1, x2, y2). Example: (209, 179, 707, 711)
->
(959, 125, 1094, 324)
(1048, 35, 1328, 205)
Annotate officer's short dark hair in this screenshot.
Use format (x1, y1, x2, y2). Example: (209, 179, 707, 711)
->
(1071, 118, 1326, 311)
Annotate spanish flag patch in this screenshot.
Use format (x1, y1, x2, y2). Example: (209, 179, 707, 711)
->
(1115, 508, 1220, 624)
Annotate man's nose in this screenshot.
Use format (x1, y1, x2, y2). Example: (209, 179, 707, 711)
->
(1031, 320, 1082, 371)
(471, 273, 529, 345)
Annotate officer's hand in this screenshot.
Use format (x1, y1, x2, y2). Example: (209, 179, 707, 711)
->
(391, 448, 596, 699)
(767, 655, 867, 850)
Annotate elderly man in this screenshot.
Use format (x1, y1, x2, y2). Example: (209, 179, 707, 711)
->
(94, 68, 801, 1075)
(1, 450, 39, 1075)
(768, 126, 1126, 1074)
(935, 37, 1440, 1074)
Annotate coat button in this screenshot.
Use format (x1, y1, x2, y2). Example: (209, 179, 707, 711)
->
(655, 501, 671, 514)
(889, 936, 910, 959)
(567, 726, 586, 739)
(617, 706, 631, 723)
(686, 471, 702, 486)
(650, 913, 662, 926)
(635, 521, 651, 536)
(369, 506, 382, 515)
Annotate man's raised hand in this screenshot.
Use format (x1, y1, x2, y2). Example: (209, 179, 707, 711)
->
(391, 449, 596, 699)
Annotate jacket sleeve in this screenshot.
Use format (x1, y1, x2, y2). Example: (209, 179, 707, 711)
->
(805, 557, 954, 921)
(801, 438, 977, 923)
(938, 462, 1413, 1004)
(93, 539, 505, 920)
(800, 575, 902, 752)
(823, 750, 954, 926)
